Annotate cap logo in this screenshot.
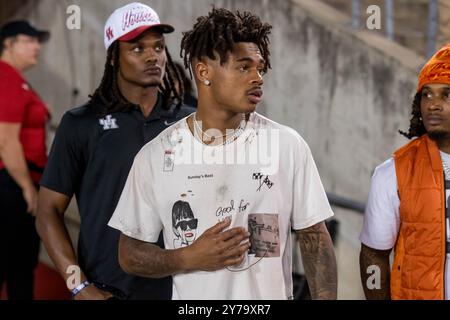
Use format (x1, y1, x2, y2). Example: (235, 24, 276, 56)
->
(103, 3, 172, 50)
(106, 27, 114, 41)
(122, 8, 158, 31)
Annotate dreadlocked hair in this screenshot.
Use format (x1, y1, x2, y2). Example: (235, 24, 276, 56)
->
(90, 41, 184, 114)
(399, 91, 426, 139)
(180, 7, 272, 75)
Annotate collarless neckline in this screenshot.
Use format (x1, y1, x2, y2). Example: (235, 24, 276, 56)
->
(184, 114, 254, 150)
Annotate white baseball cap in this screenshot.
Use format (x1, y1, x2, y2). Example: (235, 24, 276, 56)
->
(104, 2, 174, 50)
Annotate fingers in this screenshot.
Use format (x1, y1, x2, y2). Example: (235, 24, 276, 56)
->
(204, 217, 232, 235)
(223, 229, 250, 247)
(226, 241, 251, 258)
(26, 198, 35, 214)
(223, 249, 249, 267)
(204, 242, 250, 271)
(23, 187, 38, 215)
(27, 197, 38, 216)
(218, 227, 249, 242)
(26, 200, 32, 213)
(31, 203, 38, 216)
(215, 241, 251, 266)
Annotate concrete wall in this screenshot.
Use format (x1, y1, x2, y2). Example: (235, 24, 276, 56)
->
(13, 0, 427, 299)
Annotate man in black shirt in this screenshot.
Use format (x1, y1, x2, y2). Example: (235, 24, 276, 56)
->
(35, 3, 194, 300)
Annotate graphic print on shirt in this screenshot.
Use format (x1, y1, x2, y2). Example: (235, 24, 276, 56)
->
(172, 200, 198, 248)
(253, 173, 274, 191)
(99, 114, 119, 130)
(248, 214, 280, 257)
(164, 150, 175, 172)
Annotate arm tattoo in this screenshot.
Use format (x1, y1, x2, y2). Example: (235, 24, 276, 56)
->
(296, 222, 337, 300)
(120, 234, 182, 278)
(359, 243, 391, 300)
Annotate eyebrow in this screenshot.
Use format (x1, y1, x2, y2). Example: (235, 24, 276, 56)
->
(129, 36, 165, 45)
(235, 57, 265, 64)
(423, 85, 450, 91)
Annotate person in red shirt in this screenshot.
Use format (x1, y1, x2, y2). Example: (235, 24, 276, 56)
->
(0, 20, 50, 300)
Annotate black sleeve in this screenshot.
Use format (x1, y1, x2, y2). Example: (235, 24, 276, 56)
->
(40, 112, 85, 197)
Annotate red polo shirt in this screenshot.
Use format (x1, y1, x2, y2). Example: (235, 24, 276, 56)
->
(0, 60, 49, 183)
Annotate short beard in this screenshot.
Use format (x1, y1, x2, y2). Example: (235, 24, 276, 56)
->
(142, 78, 163, 88)
(428, 130, 450, 142)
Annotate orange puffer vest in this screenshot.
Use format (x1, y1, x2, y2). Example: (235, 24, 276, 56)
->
(392, 134, 446, 299)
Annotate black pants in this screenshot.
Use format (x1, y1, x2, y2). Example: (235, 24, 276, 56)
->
(0, 169, 40, 300)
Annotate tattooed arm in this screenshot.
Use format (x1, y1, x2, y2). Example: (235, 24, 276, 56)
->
(359, 243, 391, 300)
(118, 219, 250, 278)
(296, 221, 337, 300)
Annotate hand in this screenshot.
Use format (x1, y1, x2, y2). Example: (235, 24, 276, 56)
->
(22, 185, 38, 216)
(184, 218, 251, 272)
(73, 285, 113, 300)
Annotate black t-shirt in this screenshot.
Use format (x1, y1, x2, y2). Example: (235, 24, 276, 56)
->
(40, 96, 195, 299)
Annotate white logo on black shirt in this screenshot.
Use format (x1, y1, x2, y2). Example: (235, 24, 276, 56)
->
(164, 120, 176, 126)
(99, 115, 119, 130)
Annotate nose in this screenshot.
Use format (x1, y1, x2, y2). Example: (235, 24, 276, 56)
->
(428, 96, 444, 111)
(34, 41, 42, 53)
(144, 48, 158, 64)
(251, 69, 264, 86)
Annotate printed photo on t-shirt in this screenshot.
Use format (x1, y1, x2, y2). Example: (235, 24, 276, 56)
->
(248, 213, 280, 257)
(172, 200, 198, 248)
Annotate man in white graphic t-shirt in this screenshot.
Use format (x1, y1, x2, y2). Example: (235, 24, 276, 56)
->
(109, 7, 337, 300)
(360, 44, 450, 300)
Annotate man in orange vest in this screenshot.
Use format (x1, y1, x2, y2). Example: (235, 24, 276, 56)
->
(360, 44, 450, 300)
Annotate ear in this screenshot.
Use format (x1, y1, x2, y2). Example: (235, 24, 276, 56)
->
(193, 59, 212, 85)
(2, 37, 16, 51)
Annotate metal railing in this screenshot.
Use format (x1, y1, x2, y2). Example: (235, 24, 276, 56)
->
(350, 0, 439, 58)
(427, 0, 438, 58)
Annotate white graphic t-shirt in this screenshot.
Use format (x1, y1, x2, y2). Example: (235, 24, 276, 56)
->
(360, 152, 450, 299)
(109, 112, 334, 300)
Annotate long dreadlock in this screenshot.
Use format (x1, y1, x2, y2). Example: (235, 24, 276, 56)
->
(180, 7, 272, 76)
(90, 40, 184, 114)
(399, 92, 426, 139)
